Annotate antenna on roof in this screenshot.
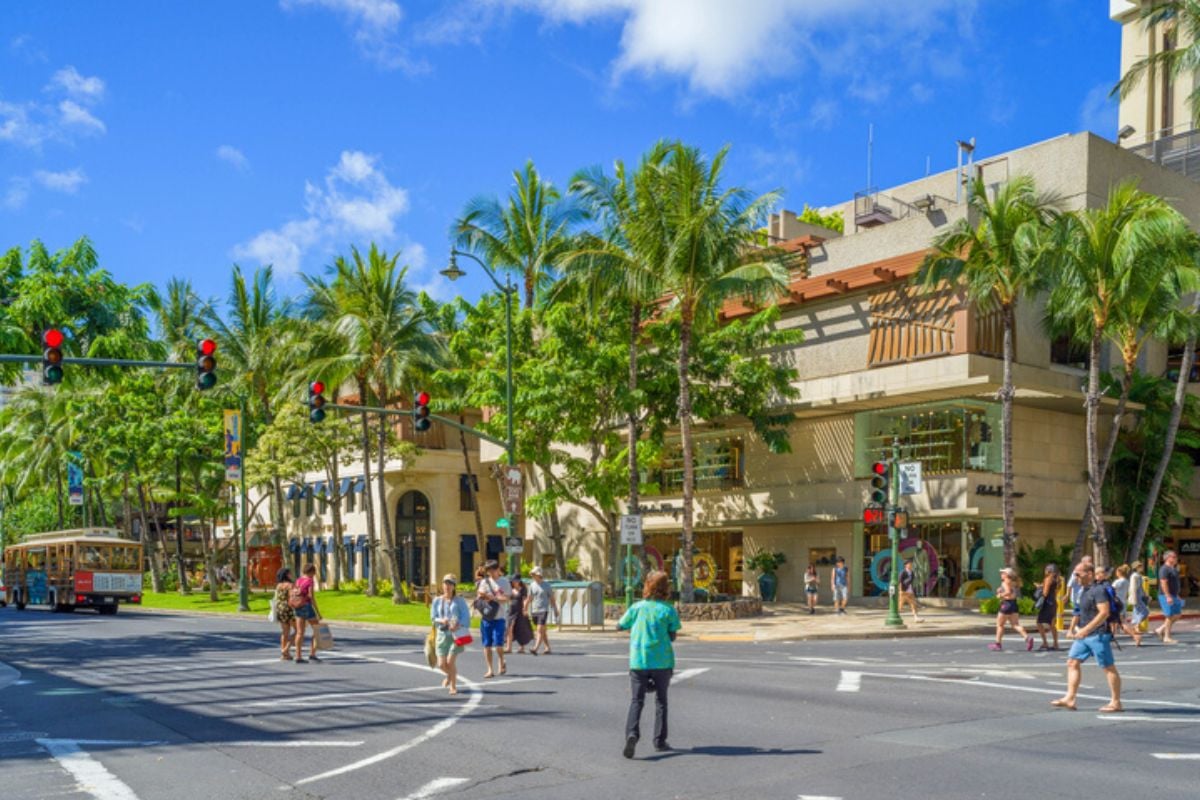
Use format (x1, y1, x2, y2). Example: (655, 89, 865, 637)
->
(867, 123, 874, 191)
(955, 137, 976, 203)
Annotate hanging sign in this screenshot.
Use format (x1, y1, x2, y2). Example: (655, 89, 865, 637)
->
(67, 451, 84, 507)
(501, 466, 523, 516)
(224, 409, 242, 482)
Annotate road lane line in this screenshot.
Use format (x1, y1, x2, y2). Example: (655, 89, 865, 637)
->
(398, 777, 470, 799)
(216, 740, 364, 747)
(790, 656, 865, 666)
(1152, 753, 1200, 760)
(797, 795, 843, 799)
(854, 671, 1200, 709)
(1099, 715, 1200, 722)
(295, 655, 483, 786)
(37, 739, 142, 800)
(672, 667, 710, 683)
(836, 671, 861, 692)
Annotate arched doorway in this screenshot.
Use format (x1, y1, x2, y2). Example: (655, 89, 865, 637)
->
(395, 491, 431, 589)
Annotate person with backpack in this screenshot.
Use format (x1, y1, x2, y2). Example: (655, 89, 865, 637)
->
(289, 563, 322, 664)
(1108, 564, 1143, 646)
(1035, 563, 1060, 651)
(1052, 561, 1122, 713)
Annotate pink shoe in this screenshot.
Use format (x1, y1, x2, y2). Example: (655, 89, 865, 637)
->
(1025, 636, 1034, 651)
(988, 642, 1002, 651)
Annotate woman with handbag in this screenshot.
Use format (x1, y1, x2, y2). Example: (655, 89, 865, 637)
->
(273, 568, 298, 661)
(432, 574, 471, 696)
(290, 563, 322, 664)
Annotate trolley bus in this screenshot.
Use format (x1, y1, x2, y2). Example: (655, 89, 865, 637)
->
(1, 528, 144, 614)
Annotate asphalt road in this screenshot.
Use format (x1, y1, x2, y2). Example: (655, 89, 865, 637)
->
(1, 607, 1198, 800)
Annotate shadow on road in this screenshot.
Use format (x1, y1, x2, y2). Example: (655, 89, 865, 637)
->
(643, 745, 821, 761)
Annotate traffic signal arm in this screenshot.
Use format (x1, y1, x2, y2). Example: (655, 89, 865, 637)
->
(322, 402, 509, 449)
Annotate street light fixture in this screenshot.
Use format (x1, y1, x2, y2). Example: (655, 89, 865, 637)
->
(444, 248, 519, 574)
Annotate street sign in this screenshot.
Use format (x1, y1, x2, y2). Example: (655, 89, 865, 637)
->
(67, 452, 84, 507)
(504, 536, 523, 554)
(501, 466, 523, 516)
(619, 514, 643, 546)
(223, 410, 242, 482)
(898, 461, 923, 495)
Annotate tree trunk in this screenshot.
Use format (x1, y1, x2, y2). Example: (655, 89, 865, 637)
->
(135, 480, 164, 594)
(87, 463, 108, 527)
(459, 419, 485, 561)
(377, 415, 405, 604)
(55, 464, 64, 529)
(175, 456, 189, 593)
(1129, 296, 1200, 562)
(328, 445, 343, 591)
(1074, 362, 1133, 558)
(678, 305, 696, 602)
(628, 302, 649, 580)
(1081, 331, 1108, 568)
(999, 306, 1017, 569)
(360, 408, 379, 596)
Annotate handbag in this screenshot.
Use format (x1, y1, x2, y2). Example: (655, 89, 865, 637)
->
(315, 622, 334, 651)
(453, 625, 473, 647)
(267, 603, 277, 623)
(473, 580, 501, 620)
(424, 628, 438, 667)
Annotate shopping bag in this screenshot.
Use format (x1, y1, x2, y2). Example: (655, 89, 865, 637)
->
(267, 604, 277, 624)
(425, 628, 438, 667)
(315, 621, 335, 651)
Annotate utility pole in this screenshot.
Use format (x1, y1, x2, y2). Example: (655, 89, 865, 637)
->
(884, 438, 905, 628)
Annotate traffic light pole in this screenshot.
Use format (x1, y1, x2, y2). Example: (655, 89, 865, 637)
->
(0, 354, 196, 369)
(238, 395, 250, 613)
(885, 438, 905, 628)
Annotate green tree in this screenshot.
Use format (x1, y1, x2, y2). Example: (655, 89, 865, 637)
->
(916, 175, 1060, 569)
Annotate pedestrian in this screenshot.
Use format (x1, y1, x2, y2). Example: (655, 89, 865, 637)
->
(804, 564, 819, 615)
(1035, 563, 1060, 651)
(1154, 550, 1184, 644)
(431, 573, 471, 696)
(272, 567, 297, 661)
(831, 556, 849, 615)
(528, 566, 559, 655)
(1128, 560, 1150, 632)
(1066, 555, 1093, 636)
(290, 563, 323, 664)
(989, 567, 1033, 651)
(475, 559, 511, 678)
(618, 570, 681, 759)
(1108, 564, 1143, 646)
(1051, 561, 1123, 713)
(898, 559, 923, 622)
(504, 574, 534, 654)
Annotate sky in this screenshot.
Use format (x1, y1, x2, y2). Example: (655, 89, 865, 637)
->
(1, 0, 1121, 309)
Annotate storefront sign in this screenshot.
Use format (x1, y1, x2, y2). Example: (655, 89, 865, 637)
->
(1179, 539, 1200, 555)
(637, 502, 683, 519)
(975, 485, 1025, 498)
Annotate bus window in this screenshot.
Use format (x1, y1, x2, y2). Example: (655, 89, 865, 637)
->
(79, 546, 110, 569)
(108, 546, 137, 570)
(26, 548, 46, 570)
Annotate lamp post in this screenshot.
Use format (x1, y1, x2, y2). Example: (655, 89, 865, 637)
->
(441, 250, 519, 575)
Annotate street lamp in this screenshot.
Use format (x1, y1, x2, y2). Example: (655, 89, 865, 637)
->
(442, 249, 519, 575)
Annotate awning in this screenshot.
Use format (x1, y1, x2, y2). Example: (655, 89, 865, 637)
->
(286, 485, 299, 500)
(340, 477, 353, 495)
(460, 534, 479, 553)
(459, 474, 479, 492)
(303, 537, 315, 554)
(352, 477, 366, 494)
(318, 538, 329, 554)
(342, 535, 355, 547)
(313, 481, 327, 497)
(288, 539, 300, 553)
(355, 535, 368, 553)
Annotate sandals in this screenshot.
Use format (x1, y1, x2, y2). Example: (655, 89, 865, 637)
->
(1098, 704, 1124, 714)
(1050, 699, 1076, 711)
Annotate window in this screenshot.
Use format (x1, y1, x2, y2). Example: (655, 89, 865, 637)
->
(855, 400, 1001, 477)
(304, 489, 314, 517)
(347, 486, 356, 513)
(1050, 334, 1088, 370)
(1163, 30, 1176, 134)
(648, 435, 744, 494)
(459, 474, 478, 512)
(78, 546, 109, 569)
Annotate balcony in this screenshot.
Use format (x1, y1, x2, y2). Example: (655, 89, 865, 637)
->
(854, 190, 915, 229)
(1128, 128, 1200, 182)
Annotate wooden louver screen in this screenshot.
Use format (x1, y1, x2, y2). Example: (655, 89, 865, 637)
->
(868, 283, 959, 366)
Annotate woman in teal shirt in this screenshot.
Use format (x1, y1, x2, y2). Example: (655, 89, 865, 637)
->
(617, 570, 681, 759)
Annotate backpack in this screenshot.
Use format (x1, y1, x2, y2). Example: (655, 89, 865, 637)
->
(1102, 583, 1124, 630)
(288, 582, 308, 609)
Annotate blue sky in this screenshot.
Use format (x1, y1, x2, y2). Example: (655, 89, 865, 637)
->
(1, 0, 1120, 308)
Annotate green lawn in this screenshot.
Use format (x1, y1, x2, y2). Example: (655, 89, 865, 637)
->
(140, 589, 444, 627)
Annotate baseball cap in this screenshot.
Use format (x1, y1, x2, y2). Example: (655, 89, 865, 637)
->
(530, 566, 543, 576)
(442, 573, 457, 584)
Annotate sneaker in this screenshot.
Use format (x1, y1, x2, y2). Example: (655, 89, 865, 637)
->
(654, 741, 671, 752)
(623, 736, 638, 759)
(1025, 636, 1034, 652)
(987, 643, 1002, 651)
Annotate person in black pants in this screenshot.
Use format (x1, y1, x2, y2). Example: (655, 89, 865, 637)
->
(617, 570, 682, 759)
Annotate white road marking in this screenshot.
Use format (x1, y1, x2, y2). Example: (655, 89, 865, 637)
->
(0, 660, 21, 691)
(295, 655, 484, 785)
(1099, 715, 1200, 722)
(836, 671, 861, 692)
(790, 656, 864, 666)
(853, 671, 1200, 709)
(216, 740, 364, 748)
(671, 667, 709, 683)
(398, 777, 470, 799)
(1153, 753, 1200, 760)
(797, 795, 843, 799)
(37, 739, 145, 800)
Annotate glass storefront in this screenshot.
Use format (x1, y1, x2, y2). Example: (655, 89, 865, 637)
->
(854, 400, 1002, 477)
(638, 529, 744, 598)
(859, 519, 1004, 599)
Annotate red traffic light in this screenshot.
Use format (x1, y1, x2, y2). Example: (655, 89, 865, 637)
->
(198, 338, 217, 356)
(310, 381, 325, 396)
(863, 507, 885, 525)
(416, 391, 430, 406)
(43, 328, 64, 348)
(871, 462, 887, 475)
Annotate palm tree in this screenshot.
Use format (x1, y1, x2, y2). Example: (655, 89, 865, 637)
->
(454, 160, 582, 309)
(916, 175, 1060, 569)
(650, 143, 789, 602)
(1114, 2, 1200, 129)
(1045, 182, 1191, 567)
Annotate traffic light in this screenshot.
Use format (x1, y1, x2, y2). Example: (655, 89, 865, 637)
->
(41, 328, 64, 385)
(414, 391, 431, 432)
(307, 381, 327, 423)
(196, 339, 217, 391)
(869, 461, 889, 505)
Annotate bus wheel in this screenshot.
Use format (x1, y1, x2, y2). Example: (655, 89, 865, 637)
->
(97, 604, 118, 616)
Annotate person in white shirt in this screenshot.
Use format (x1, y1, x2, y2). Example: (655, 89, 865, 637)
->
(476, 560, 511, 678)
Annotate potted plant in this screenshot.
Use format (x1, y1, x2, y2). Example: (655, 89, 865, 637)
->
(745, 550, 787, 602)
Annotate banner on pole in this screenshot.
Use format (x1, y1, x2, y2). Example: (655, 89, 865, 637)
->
(224, 410, 242, 482)
(67, 451, 84, 507)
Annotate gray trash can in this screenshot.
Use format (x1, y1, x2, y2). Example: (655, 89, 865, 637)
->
(550, 580, 605, 630)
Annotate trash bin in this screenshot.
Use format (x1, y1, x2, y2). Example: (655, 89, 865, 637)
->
(550, 580, 605, 630)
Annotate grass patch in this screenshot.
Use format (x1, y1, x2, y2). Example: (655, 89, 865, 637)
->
(140, 589, 444, 627)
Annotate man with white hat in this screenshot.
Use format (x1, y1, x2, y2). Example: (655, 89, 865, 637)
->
(528, 566, 559, 655)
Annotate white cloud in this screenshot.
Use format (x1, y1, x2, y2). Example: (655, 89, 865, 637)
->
(3, 178, 29, 210)
(34, 168, 87, 193)
(280, 0, 427, 71)
(232, 150, 412, 275)
(49, 66, 105, 102)
(1080, 82, 1118, 138)
(910, 82, 934, 104)
(58, 100, 106, 135)
(216, 144, 250, 170)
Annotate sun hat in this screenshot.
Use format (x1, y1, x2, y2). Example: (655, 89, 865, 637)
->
(999, 567, 1017, 578)
(530, 566, 543, 576)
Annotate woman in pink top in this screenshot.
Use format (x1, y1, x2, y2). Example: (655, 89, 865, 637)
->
(291, 563, 322, 663)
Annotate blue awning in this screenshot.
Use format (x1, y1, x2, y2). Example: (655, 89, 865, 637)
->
(286, 485, 299, 500)
(318, 538, 329, 554)
(303, 537, 315, 554)
(340, 477, 353, 495)
(342, 535, 355, 547)
(460, 534, 479, 553)
(313, 481, 327, 497)
(355, 535, 367, 553)
(352, 477, 366, 494)
(288, 538, 300, 553)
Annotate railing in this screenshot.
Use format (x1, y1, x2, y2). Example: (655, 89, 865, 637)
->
(1128, 128, 1200, 182)
(854, 190, 915, 228)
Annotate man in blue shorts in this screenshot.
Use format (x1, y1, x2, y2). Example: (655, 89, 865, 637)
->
(476, 560, 511, 678)
(1155, 550, 1183, 645)
(1051, 561, 1122, 713)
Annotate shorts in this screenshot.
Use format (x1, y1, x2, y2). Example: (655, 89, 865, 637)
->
(1067, 633, 1115, 668)
(832, 585, 848, 603)
(805, 586, 819, 595)
(1130, 602, 1149, 625)
(294, 603, 317, 621)
(480, 617, 507, 648)
(531, 612, 548, 626)
(1159, 596, 1184, 617)
(435, 628, 464, 658)
(999, 600, 1018, 615)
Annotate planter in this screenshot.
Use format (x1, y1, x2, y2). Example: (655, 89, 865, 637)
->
(757, 573, 778, 602)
